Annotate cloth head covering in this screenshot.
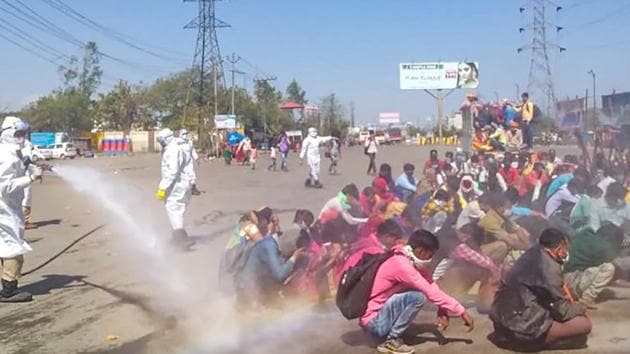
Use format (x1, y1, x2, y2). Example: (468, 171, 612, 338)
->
(157, 128, 174, 146)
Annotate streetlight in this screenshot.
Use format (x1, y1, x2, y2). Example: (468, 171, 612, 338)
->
(515, 84, 520, 101)
(588, 70, 596, 127)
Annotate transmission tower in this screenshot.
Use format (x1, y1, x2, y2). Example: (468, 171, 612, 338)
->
(184, 0, 229, 148)
(518, 0, 565, 117)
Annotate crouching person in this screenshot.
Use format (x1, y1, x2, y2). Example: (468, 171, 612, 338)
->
(490, 228, 591, 351)
(360, 230, 474, 354)
(235, 229, 305, 309)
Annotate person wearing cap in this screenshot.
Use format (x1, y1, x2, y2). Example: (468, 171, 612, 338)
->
(0, 116, 44, 302)
(506, 121, 524, 152)
(156, 128, 195, 250)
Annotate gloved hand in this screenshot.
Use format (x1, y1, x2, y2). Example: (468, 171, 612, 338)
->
(30, 166, 43, 182)
(156, 189, 166, 201)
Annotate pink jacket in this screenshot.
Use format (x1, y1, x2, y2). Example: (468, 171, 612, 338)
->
(359, 245, 465, 326)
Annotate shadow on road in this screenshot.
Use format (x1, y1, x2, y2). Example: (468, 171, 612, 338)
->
(22, 274, 87, 296)
(34, 218, 62, 228)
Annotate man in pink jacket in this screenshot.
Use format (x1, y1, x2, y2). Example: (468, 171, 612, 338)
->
(361, 230, 475, 354)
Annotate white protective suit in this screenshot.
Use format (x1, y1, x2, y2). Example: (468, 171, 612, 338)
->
(299, 128, 330, 184)
(158, 129, 192, 230)
(178, 129, 198, 185)
(0, 118, 33, 259)
(21, 139, 34, 209)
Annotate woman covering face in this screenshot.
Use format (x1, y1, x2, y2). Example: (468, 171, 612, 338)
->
(457, 62, 479, 88)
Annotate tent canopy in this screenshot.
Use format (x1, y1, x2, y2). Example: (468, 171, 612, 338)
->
(280, 101, 304, 110)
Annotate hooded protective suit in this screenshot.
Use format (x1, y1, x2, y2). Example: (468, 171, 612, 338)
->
(299, 127, 330, 186)
(21, 139, 34, 217)
(178, 129, 198, 185)
(157, 129, 192, 231)
(0, 117, 35, 259)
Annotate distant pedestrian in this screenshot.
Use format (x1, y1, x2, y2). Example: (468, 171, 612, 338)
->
(267, 144, 277, 171)
(517, 92, 535, 150)
(278, 131, 290, 172)
(365, 130, 378, 175)
(250, 144, 258, 170)
(328, 130, 341, 175)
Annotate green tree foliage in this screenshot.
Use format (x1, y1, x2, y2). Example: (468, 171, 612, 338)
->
(94, 81, 151, 133)
(320, 93, 348, 135)
(286, 79, 307, 105)
(254, 80, 292, 133)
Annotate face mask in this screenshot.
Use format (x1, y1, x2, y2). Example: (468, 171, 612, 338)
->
(563, 251, 570, 264)
(503, 209, 513, 217)
(511, 162, 519, 168)
(435, 200, 446, 207)
(403, 245, 432, 269)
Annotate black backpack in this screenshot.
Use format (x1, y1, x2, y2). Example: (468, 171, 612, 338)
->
(336, 251, 395, 320)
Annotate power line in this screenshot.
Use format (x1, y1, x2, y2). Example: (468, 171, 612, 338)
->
(40, 0, 185, 63)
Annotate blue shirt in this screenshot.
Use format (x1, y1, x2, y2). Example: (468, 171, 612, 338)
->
(512, 205, 533, 217)
(395, 173, 417, 192)
(546, 173, 573, 198)
(504, 106, 517, 127)
(236, 236, 294, 298)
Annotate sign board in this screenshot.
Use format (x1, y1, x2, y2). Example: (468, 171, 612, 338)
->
(214, 114, 237, 129)
(400, 62, 479, 90)
(379, 112, 401, 125)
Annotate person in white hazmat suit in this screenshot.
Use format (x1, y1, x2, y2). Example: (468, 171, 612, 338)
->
(156, 128, 195, 250)
(0, 116, 43, 302)
(178, 129, 201, 196)
(21, 138, 37, 230)
(299, 127, 330, 188)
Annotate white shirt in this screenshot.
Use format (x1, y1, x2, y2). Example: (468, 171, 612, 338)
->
(365, 137, 378, 154)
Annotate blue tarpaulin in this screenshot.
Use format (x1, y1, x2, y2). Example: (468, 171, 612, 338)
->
(227, 131, 244, 146)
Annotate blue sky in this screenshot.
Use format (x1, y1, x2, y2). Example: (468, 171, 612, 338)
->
(0, 0, 629, 126)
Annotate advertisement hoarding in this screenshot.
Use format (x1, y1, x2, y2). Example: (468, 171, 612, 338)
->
(214, 114, 237, 129)
(400, 62, 479, 90)
(379, 112, 401, 125)
(556, 97, 586, 131)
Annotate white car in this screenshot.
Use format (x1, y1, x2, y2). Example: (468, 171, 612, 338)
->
(32, 145, 52, 161)
(47, 142, 77, 159)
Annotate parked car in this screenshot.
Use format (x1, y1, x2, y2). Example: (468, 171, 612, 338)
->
(47, 142, 78, 159)
(32, 145, 52, 161)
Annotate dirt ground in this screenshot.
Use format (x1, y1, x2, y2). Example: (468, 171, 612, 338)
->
(1, 144, 629, 354)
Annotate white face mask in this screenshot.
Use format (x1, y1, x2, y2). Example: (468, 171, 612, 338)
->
(435, 200, 446, 207)
(503, 209, 513, 217)
(562, 251, 570, 264)
(403, 245, 432, 269)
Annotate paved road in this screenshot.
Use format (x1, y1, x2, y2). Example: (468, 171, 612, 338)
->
(0, 144, 628, 354)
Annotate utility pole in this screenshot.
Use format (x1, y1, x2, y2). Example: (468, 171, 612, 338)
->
(184, 0, 229, 151)
(437, 89, 444, 140)
(226, 53, 243, 115)
(253, 76, 277, 133)
(518, 0, 565, 118)
(350, 101, 355, 128)
(516, 83, 520, 101)
(588, 69, 597, 129)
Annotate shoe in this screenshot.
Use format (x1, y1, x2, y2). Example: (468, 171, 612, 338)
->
(25, 222, 38, 230)
(171, 229, 195, 251)
(0, 279, 33, 303)
(312, 181, 323, 189)
(376, 338, 414, 354)
(191, 184, 202, 196)
(304, 179, 312, 187)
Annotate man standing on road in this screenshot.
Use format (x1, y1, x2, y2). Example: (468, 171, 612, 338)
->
(178, 129, 201, 196)
(365, 129, 378, 175)
(0, 116, 43, 302)
(300, 127, 328, 188)
(156, 128, 195, 250)
(517, 92, 535, 150)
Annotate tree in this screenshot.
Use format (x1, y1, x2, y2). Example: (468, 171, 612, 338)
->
(60, 41, 102, 97)
(255, 80, 292, 133)
(286, 79, 307, 105)
(94, 81, 151, 133)
(320, 93, 347, 135)
(22, 89, 92, 135)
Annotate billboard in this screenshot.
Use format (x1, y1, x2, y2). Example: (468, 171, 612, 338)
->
(400, 62, 479, 90)
(556, 97, 585, 131)
(379, 112, 400, 125)
(602, 91, 630, 125)
(214, 114, 237, 129)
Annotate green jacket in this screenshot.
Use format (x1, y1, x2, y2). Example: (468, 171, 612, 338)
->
(563, 227, 619, 274)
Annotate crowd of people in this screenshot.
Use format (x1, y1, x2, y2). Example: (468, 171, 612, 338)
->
(219, 143, 630, 353)
(463, 91, 541, 154)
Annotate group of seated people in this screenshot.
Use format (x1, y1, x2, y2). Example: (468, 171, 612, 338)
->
(219, 148, 630, 354)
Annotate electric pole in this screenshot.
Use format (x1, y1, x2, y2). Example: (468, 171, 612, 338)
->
(588, 70, 597, 129)
(227, 53, 243, 115)
(350, 101, 356, 128)
(184, 0, 229, 150)
(518, 0, 565, 119)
